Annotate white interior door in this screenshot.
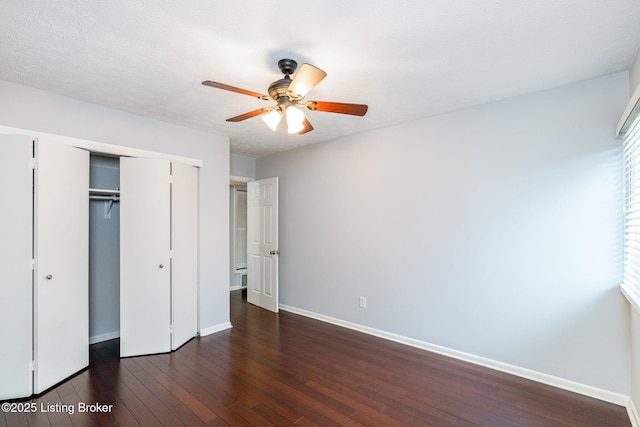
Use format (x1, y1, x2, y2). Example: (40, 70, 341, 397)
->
(247, 177, 279, 313)
(34, 138, 89, 394)
(0, 135, 34, 400)
(171, 162, 199, 350)
(120, 158, 171, 357)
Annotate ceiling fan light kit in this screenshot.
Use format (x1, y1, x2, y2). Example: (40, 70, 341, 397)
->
(202, 58, 368, 135)
(262, 109, 281, 131)
(285, 106, 305, 134)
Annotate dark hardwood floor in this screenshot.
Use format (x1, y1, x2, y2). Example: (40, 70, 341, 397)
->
(2, 289, 631, 426)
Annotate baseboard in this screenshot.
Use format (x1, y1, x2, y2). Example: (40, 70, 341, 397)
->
(89, 330, 120, 344)
(629, 398, 640, 427)
(90, 323, 233, 343)
(279, 304, 629, 407)
(230, 285, 242, 291)
(200, 321, 232, 337)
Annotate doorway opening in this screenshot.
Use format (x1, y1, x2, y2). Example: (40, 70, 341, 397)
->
(230, 177, 251, 292)
(229, 176, 279, 312)
(89, 154, 121, 349)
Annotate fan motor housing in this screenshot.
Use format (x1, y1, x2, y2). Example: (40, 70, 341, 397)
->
(268, 77, 292, 101)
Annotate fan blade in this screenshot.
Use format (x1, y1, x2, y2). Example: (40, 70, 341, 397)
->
(298, 117, 314, 135)
(288, 64, 327, 98)
(226, 108, 272, 122)
(202, 81, 269, 100)
(306, 101, 368, 116)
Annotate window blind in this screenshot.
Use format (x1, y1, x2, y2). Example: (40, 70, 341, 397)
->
(623, 114, 640, 309)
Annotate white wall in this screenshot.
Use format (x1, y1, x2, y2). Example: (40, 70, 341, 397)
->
(231, 152, 256, 178)
(0, 79, 231, 333)
(257, 72, 631, 395)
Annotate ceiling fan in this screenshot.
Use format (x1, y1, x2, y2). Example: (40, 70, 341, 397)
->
(202, 58, 368, 135)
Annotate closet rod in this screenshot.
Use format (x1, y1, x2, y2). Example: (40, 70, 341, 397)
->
(89, 195, 120, 201)
(89, 188, 120, 195)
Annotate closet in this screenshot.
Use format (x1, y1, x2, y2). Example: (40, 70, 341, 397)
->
(0, 135, 199, 401)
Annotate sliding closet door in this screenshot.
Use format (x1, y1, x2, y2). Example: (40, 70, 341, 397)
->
(171, 162, 199, 350)
(34, 139, 89, 394)
(120, 158, 171, 357)
(0, 135, 34, 400)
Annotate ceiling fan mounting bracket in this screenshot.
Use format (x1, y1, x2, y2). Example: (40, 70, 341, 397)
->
(277, 58, 298, 76)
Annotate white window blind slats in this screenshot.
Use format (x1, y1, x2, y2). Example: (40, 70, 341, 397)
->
(623, 169, 640, 185)
(624, 213, 640, 222)
(624, 239, 640, 252)
(624, 272, 640, 289)
(624, 251, 640, 274)
(623, 114, 640, 308)
(625, 250, 640, 267)
(624, 224, 640, 232)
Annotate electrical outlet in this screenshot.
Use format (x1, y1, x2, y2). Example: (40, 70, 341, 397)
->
(359, 296, 366, 308)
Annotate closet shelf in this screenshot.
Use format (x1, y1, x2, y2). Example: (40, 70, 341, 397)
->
(89, 195, 119, 201)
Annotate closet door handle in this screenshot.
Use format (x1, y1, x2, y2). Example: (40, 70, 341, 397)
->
(46, 274, 53, 280)
(159, 264, 164, 269)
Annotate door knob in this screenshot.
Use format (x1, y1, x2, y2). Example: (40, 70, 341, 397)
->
(269, 250, 280, 255)
(46, 274, 53, 280)
(159, 264, 164, 269)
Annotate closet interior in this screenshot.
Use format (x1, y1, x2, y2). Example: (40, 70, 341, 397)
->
(89, 155, 121, 344)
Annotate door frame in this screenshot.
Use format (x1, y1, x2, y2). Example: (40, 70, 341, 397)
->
(230, 175, 253, 185)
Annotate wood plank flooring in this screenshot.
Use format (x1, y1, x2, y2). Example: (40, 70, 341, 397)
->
(2, 289, 631, 426)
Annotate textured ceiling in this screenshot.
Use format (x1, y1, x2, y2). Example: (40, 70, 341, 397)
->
(1, 1, 639, 157)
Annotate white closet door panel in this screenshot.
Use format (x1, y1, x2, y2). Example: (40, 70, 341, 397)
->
(247, 177, 279, 313)
(171, 162, 198, 350)
(120, 158, 171, 357)
(34, 139, 89, 394)
(0, 135, 34, 400)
